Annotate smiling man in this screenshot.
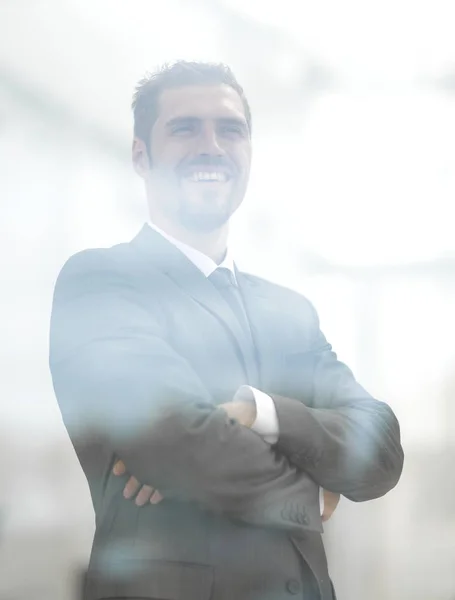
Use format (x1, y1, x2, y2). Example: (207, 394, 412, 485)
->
(133, 71, 252, 253)
(143, 85, 250, 233)
(49, 61, 404, 600)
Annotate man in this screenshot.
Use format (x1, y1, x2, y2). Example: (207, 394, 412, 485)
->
(49, 61, 404, 600)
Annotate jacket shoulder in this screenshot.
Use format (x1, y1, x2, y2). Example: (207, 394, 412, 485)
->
(56, 241, 139, 281)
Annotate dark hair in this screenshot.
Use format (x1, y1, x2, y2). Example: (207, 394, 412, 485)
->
(132, 61, 252, 147)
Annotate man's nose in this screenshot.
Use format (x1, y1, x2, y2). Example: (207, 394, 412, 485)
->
(195, 125, 224, 156)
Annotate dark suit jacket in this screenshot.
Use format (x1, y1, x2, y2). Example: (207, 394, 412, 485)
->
(49, 224, 404, 600)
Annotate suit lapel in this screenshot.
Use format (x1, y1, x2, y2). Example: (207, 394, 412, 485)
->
(236, 269, 286, 392)
(132, 225, 258, 383)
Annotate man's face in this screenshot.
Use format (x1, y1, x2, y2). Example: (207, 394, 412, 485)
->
(145, 84, 252, 233)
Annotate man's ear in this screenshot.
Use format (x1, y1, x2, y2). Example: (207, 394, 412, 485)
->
(132, 137, 150, 178)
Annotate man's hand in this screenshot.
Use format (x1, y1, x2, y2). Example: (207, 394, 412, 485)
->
(218, 400, 256, 427)
(112, 459, 163, 506)
(322, 489, 340, 522)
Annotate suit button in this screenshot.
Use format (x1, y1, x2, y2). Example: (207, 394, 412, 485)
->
(286, 579, 301, 595)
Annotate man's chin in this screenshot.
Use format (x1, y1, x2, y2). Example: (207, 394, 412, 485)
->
(176, 191, 238, 232)
(178, 210, 231, 233)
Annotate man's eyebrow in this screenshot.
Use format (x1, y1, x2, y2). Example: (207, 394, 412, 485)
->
(165, 116, 248, 129)
(217, 117, 248, 128)
(165, 116, 200, 128)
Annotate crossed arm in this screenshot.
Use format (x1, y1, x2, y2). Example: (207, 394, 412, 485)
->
(49, 250, 403, 532)
(50, 251, 323, 532)
(112, 398, 340, 522)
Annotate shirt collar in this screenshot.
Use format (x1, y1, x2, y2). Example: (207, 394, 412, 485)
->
(147, 221, 237, 282)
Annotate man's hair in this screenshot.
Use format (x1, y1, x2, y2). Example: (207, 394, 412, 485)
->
(131, 60, 252, 147)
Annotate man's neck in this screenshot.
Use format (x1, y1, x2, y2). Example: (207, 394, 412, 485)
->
(148, 214, 229, 265)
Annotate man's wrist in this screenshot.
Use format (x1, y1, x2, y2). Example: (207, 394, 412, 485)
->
(233, 385, 279, 444)
(219, 398, 256, 427)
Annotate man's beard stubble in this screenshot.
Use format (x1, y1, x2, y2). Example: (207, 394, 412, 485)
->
(175, 191, 234, 233)
(158, 180, 238, 233)
(148, 162, 242, 233)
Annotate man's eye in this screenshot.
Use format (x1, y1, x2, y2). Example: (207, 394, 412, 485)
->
(172, 125, 194, 135)
(222, 125, 245, 136)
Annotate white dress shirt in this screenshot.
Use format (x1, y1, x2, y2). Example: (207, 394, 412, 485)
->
(147, 222, 324, 515)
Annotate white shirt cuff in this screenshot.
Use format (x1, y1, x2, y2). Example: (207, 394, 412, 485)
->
(319, 486, 324, 516)
(233, 385, 279, 444)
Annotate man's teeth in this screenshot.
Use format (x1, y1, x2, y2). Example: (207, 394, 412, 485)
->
(187, 171, 228, 182)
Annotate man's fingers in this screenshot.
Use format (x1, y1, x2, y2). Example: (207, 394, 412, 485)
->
(113, 459, 126, 476)
(150, 490, 163, 505)
(123, 476, 141, 499)
(322, 490, 341, 522)
(119, 470, 163, 507)
(135, 485, 155, 506)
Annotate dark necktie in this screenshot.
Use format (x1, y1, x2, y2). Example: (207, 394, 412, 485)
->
(208, 268, 251, 338)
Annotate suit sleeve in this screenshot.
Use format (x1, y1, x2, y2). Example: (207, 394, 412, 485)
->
(272, 304, 404, 503)
(49, 250, 322, 532)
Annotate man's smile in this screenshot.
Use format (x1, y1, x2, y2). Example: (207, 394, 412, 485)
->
(181, 170, 232, 183)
